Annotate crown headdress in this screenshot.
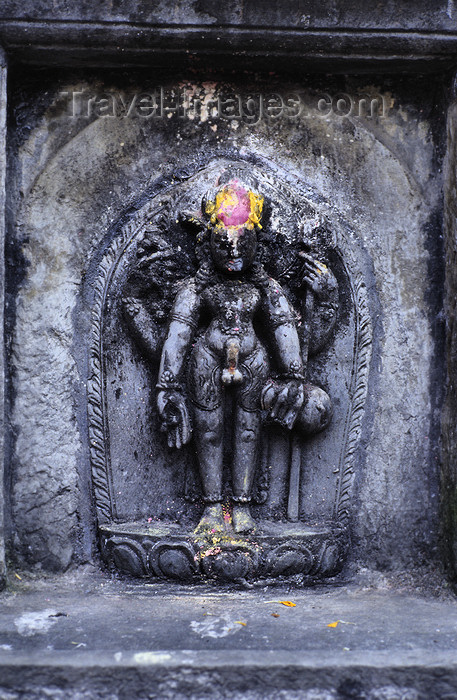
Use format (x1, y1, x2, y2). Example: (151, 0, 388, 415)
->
(204, 179, 264, 231)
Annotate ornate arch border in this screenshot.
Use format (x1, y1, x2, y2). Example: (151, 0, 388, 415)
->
(86, 157, 372, 567)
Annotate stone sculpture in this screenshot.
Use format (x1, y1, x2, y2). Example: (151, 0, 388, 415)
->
(88, 161, 371, 582)
(155, 176, 337, 535)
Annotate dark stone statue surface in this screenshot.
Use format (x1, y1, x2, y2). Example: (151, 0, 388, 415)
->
(155, 177, 336, 535)
(87, 159, 369, 582)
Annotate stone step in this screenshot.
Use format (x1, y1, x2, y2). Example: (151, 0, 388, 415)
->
(0, 569, 456, 698)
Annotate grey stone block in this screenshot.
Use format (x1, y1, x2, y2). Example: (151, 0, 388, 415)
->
(0, 2, 456, 697)
(0, 570, 455, 699)
(2, 70, 444, 575)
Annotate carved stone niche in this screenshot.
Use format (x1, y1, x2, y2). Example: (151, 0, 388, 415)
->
(87, 158, 372, 583)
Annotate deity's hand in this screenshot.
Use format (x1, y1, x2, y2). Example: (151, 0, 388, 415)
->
(261, 378, 304, 430)
(157, 390, 192, 449)
(298, 252, 338, 301)
(123, 296, 141, 318)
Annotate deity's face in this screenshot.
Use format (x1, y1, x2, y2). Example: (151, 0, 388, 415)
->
(205, 179, 264, 276)
(210, 226, 257, 275)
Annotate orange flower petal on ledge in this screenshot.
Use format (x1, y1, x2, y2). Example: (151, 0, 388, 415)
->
(279, 601, 296, 607)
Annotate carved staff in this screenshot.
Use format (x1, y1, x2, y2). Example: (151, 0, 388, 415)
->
(287, 253, 315, 522)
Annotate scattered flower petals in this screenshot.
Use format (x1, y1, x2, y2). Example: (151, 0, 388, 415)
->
(235, 621, 247, 627)
(327, 620, 354, 628)
(279, 601, 296, 607)
(271, 613, 280, 618)
(14, 573, 22, 580)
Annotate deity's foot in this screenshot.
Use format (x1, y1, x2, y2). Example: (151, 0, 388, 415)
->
(194, 504, 226, 536)
(232, 504, 256, 534)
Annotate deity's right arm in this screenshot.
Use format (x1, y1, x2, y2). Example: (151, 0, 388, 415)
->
(156, 279, 201, 389)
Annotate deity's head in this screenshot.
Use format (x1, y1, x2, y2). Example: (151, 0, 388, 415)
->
(203, 179, 264, 275)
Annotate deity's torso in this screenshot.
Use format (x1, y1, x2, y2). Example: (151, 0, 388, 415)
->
(201, 279, 261, 358)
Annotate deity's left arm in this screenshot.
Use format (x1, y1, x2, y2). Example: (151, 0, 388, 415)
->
(259, 279, 304, 429)
(261, 278, 304, 377)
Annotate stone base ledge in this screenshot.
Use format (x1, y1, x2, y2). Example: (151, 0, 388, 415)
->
(2, 651, 457, 700)
(0, 569, 455, 698)
(100, 521, 348, 582)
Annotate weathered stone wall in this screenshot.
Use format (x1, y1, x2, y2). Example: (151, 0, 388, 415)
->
(442, 99, 457, 579)
(1, 0, 455, 28)
(4, 69, 445, 572)
(0, 49, 6, 589)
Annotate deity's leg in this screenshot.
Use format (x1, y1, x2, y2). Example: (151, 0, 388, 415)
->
(231, 405, 261, 533)
(187, 340, 227, 534)
(192, 404, 226, 534)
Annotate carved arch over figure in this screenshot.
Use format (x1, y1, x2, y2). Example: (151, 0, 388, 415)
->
(86, 156, 372, 582)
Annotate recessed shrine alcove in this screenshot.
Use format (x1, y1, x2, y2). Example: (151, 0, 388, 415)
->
(2, 3, 457, 696)
(4, 70, 444, 583)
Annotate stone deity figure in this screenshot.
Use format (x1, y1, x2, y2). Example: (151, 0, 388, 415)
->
(156, 178, 337, 535)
